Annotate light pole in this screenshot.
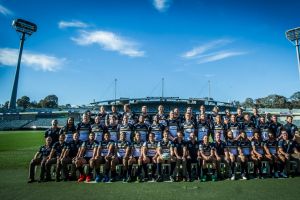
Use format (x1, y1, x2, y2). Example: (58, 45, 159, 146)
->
(286, 27, 300, 79)
(9, 19, 37, 109)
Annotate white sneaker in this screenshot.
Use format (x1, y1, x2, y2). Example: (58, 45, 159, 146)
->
(241, 174, 247, 180)
(231, 175, 235, 181)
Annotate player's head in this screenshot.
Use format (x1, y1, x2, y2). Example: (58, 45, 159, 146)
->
(52, 119, 58, 127)
(173, 107, 179, 114)
(120, 132, 126, 141)
(111, 105, 116, 112)
(230, 114, 236, 122)
(215, 132, 221, 141)
(95, 116, 100, 124)
(203, 135, 209, 143)
(225, 108, 230, 115)
(268, 130, 274, 140)
(186, 107, 192, 114)
(67, 117, 74, 126)
(185, 112, 191, 120)
(271, 115, 277, 122)
(109, 115, 117, 124)
(253, 131, 260, 140)
(149, 132, 155, 141)
(82, 113, 88, 123)
(216, 115, 221, 123)
(177, 131, 183, 139)
(141, 105, 147, 113)
(252, 107, 258, 114)
(244, 114, 250, 121)
(104, 132, 110, 141)
(200, 114, 206, 120)
(259, 116, 265, 123)
(240, 130, 246, 139)
(281, 130, 288, 140)
(189, 131, 196, 140)
(200, 105, 205, 112)
(73, 132, 79, 141)
(124, 104, 130, 112)
(158, 105, 164, 112)
(213, 106, 219, 113)
(100, 105, 105, 112)
(134, 131, 140, 141)
(286, 116, 293, 123)
(89, 132, 95, 141)
(59, 134, 65, 143)
(169, 110, 174, 119)
(237, 107, 242, 115)
(153, 115, 158, 122)
(122, 115, 128, 123)
(163, 130, 169, 139)
(227, 130, 233, 139)
(138, 115, 144, 123)
(46, 137, 52, 145)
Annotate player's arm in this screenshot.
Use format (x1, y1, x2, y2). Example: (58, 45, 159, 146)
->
(33, 151, 40, 160)
(125, 144, 131, 159)
(142, 143, 147, 158)
(263, 143, 271, 155)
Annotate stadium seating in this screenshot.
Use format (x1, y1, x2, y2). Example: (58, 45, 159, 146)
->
(0, 119, 32, 130)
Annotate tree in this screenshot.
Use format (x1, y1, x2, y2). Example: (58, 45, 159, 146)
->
(3, 101, 9, 109)
(242, 98, 254, 108)
(290, 91, 300, 101)
(43, 95, 58, 108)
(16, 96, 31, 109)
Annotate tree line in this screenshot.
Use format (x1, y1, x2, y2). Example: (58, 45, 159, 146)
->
(240, 91, 300, 109)
(2, 95, 59, 109)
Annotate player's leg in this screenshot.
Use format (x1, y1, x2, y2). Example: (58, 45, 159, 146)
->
(45, 158, 57, 181)
(61, 157, 72, 181)
(28, 157, 41, 183)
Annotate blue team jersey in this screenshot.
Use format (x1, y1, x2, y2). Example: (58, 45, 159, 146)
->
(213, 141, 226, 156)
(38, 145, 52, 158)
(278, 140, 295, 154)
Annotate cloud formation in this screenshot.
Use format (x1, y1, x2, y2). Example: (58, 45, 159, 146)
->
(71, 30, 145, 57)
(58, 20, 89, 29)
(153, 0, 172, 12)
(0, 48, 65, 71)
(0, 4, 13, 16)
(181, 39, 246, 64)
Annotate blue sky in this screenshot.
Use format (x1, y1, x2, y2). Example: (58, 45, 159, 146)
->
(0, 0, 299, 106)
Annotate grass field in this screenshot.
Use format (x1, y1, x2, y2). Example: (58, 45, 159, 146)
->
(0, 131, 300, 200)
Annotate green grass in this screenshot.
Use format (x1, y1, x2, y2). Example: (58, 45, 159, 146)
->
(0, 131, 300, 200)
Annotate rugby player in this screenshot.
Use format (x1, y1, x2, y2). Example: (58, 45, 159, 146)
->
(97, 105, 107, 126)
(155, 105, 168, 127)
(45, 119, 60, 145)
(263, 131, 279, 178)
(76, 113, 92, 142)
(150, 114, 165, 142)
(128, 131, 144, 182)
(45, 134, 67, 182)
(257, 116, 270, 141)
(251, 131, 264, 178)
(106, 115, 119, 142)
(118, 115, 134, 142)
(196, 113, 211, 142)
(134, 115, 149, 142)
(142, 132, 159, 181)
(186, 132, 200, 181)
(243, 114, 255, 139)
(106, 105, 122, 125)
(59, 117, 76, 143)
(166, 111, 180, 140)
(76, 132, 99, 182)
(237, 131, 251, 180)
(28, 137, 52, 183)
(283, 116, 298, 140)
(92, 116, 107, 143)
(250, 107, 260, 127)
(268, 115, 282, 139)
(236, 108, 244, 126)
(85, 110, 95, 124)
(181, 112, 196, 141)
(212, 115, 225, 142)
(112, 132, 131, 182)
(173, 131, 187, 181)
(156, 130, 175, 182)
(140, 105, 152, 126)
(213, 132, 228, 180)
(225, 130, 239, 180)
(199, 135, 217, 182)
(228, 114, 240, 139)
(122, 104, 137, 125)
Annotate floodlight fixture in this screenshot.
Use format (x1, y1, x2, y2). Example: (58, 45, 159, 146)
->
(9, 19, 37, 109)
(286, 27, 300, 80)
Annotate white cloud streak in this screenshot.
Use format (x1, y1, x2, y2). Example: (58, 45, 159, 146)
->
(197, 51, 247, 64)
(71, 30, 145, 57)
(58, 20, 89, 29)
(0, 4, 13, 16)
(0, 48, 65, 71)
(153, 0, 172, 12)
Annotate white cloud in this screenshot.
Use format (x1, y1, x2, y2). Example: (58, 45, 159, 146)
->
(197, 51, 247, 64)
(0, 48, 65, 71)
(58, 20, 89, 29)
(153, 0, 172, 12)
(71, 30, 145, 57)
(0, 4, 13, 16)
(181, 39, 232, 59)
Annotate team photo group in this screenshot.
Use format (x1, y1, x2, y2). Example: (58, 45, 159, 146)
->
(27, 104, 300, 184)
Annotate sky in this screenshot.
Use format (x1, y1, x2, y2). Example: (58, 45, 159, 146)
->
(0, 0, 300, 106)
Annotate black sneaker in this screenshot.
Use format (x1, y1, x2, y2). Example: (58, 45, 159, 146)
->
(156, 176, 163, 182)
(169, 176, 175, 182)
(27, 179, 36, 183)
(126, 176, 132, 183)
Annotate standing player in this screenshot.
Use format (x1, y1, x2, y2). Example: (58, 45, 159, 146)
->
(97, 106, 107, 126)
(181, 112, 196, 141)
(199, 135, 217, 182)
(212, 115, 225, 141)
(118, 115, 134, 142)
(92, 116, 107, 143)
(166, 111, 180, 141)
(257, 116, 270, 141)
(122, 104, 137, 125)
(59, 117, 76, 143)
(76, 113, 92, 142)
(45, 119, 60, 145)
(28, 137, 52, 183)
(228, 115, 240, 139)
(107, 116, 119, 142)
(150, 115, 165, 142)
(268, 115, 282, 139)
(140, 105, 152, 126)
(76, 132, 99, 182)
(134, 115, 149, 142)
(243, 114, 255, 139)
(283, 116, 298, 140)
(196, 113, 211, 142)
(155, 105, 168, 127)
(236, 108, 244, 126)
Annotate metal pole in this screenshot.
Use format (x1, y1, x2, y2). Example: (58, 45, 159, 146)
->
(9, 32, 26, 109)
(208, 80, 211, 101)
(114, 78, 117, 105)
(162, 78, 164, 98)
(295, 39, 300, 80)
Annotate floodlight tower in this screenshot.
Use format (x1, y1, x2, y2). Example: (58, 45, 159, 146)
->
(286, 27, 300, 79)
(9, 19, 37, 109)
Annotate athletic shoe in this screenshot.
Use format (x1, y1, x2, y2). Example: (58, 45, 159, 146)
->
(231, 175, 235, 181)
(95, 175, 101, 183)
(280, 172, 288, 178)
(169, 176, 175, 182)
(85, 175, 91, 182)
(241, 174, 247, 180)
(274, 172, 279, 178)
(201, 175, 207, 182)
(136, 176, 142, 183)
(211, 175, 217, 182)
(126, 176, 132, 183)
(156, 176, 162, 182)
(77, 174, 85, 182)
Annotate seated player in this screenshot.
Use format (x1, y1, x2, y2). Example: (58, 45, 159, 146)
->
(112, 132, 131, 182)
(61, 132, 82, 181)
(225, 130, 239, 180)
(264, 131, 279, 178)
(142, 132, 159, 181)
(128, 132, 144, 182)
(237, 131, 251, 180)
(76, 132, 99, 182)
(156, 130, 175, 182)
(199, 135, 217, 182)
(186, 132, 200, 182)
(118, 115, 134, 142)
(293, 131, 300, 173)
(213, 132, 229, 180)
(45, 134, 67, 182)
(251, 131, 264, 178)
(97, 132, 114, 182)
(27, 137, 52, 183)
(278, 130, 300, 178)
(173, 131, 187, 181)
